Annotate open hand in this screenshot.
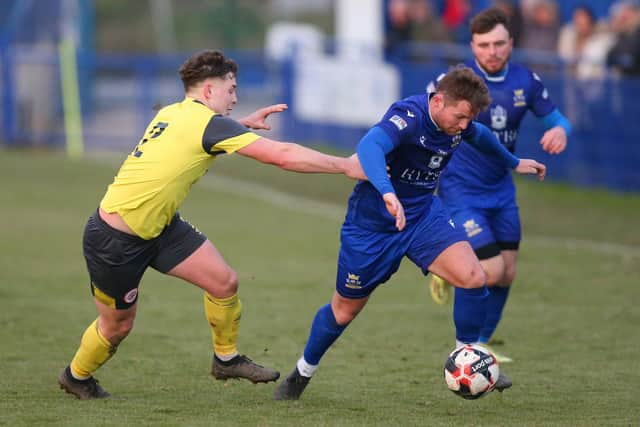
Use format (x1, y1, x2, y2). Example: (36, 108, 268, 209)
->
(239, 104, 288, 130)
(515, 159, 546, 181)
(540, 127, 567, 155)
(382, 192, 406, 231)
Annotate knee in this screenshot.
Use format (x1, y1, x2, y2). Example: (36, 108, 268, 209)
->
(100, 317, 134, 346)
(503, 264, 517, 285)
(332, 307, 357, 325)
(211, 268, 239, 296)
(223, 268, 239, 294)
(456, 264, 486, 289)
(484, 264, 505, 286)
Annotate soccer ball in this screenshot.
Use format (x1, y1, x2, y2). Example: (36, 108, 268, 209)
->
(444, 344, 499, 400)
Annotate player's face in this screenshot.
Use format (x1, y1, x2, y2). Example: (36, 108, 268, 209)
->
(431, 94, 475, 135)
(470, 23, 512, 74)
(205, 73, 238, 115)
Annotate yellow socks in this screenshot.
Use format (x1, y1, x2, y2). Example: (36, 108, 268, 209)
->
(69, 318, 117, 379)
(203, 292, 241, 358)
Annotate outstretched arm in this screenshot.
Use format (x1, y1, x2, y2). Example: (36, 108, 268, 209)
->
(467, 123, 546, 181)
(238, 104, 288, 130)
(236, 137, 366, 180)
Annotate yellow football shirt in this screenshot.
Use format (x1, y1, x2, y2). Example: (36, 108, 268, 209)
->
(100, 97, 260, 239)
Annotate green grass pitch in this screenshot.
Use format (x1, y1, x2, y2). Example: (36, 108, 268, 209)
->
(1, 149, 639, 426)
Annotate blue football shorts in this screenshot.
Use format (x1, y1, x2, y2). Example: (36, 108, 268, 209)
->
(448, 203, 521, 260)
(336, 197, 467, 299)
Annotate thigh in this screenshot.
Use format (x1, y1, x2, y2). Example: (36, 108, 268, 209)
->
(405, 197, 468, 274)
(151, 214, 208, 273)
(83, 212, 155, 309)
(427, 240, 485, 288)
(335, 223, 407, 299)
(165, 239, 235, 297)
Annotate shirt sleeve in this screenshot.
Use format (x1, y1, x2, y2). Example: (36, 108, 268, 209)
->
(464, 122, 519, 169)
(374, 102, 420, 146)
(202, 115, 260, 155)
(357, 126, 396, 195)
(527, 71, 556, 118)
(540, 108, 572, 135)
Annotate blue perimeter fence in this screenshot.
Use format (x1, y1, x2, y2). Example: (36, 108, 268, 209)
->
(1, 38, 639, 193)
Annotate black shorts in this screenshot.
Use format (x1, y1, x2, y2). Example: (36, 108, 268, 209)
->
(83, 209, 207, 309)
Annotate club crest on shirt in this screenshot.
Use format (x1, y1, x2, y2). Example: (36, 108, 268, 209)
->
(345, 273, 362, 289)
(491, 105, 508, 130)
(513, 89, 526, 107)
(389, 115, 407, 130)
(463, 219, 483, 238)
(451, 133, 462, 149)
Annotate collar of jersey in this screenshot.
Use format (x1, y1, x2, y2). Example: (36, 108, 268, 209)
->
(474, 60, 509, 83)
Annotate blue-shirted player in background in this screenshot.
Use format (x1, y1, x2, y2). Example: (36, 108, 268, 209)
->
(273, 66, 547, 401)
(429, 8, 571, 363)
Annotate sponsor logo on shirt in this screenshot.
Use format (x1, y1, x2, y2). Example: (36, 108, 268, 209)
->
(513, 89, 526, 107)
(389, 115, 407, 130)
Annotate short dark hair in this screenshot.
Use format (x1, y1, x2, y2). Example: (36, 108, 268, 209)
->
(470, 7, 511, 36)
(178, 50, 238, 91)
(436, 65, 492, 113)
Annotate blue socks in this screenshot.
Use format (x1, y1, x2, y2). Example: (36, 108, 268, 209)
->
(453, 286, 489, 343)
(303, 304, 348, 365)
(479, 285, 511, 343)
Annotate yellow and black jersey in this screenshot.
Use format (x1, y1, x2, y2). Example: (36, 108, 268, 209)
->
(100, 97, 260, 239)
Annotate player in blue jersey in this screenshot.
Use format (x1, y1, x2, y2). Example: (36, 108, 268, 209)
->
(429, 8, 571, 363)
(273, 65, 547, 401)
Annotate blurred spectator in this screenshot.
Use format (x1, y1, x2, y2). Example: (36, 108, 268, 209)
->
(558, 5, 615, 79)
(520, 0, 560, 52)
(411, 0, 451, 43)
(442, 0, 472, 43)
(606, 0, 640, 77)
(492, 0, 524, 47)
(385, 0, 450, 58)
(385, 0, 413, 55)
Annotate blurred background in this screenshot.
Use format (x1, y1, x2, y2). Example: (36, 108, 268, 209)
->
(1, 0, 639, 192)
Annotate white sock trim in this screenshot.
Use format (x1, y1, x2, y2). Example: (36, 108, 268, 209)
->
(70, 368, 90, 381)
(215, 352, 239, 362)
(296, 356, 318, 378)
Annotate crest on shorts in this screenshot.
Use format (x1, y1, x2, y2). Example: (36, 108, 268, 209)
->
(463, 219, 483, 238)
(345, 273, 362, 289)
(124, 288, 138, 304)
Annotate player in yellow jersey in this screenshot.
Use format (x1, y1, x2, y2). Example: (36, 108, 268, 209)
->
(58, 49, 366, 399)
